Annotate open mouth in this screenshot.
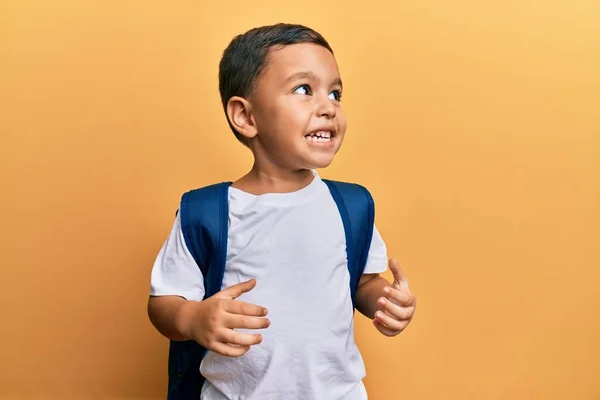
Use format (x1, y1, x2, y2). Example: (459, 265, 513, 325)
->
(305, 130, 333, 143)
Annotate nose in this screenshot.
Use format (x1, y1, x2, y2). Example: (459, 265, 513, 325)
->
(316, 93, 336, 119)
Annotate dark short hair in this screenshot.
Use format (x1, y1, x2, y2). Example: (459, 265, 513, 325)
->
(218, 23, 334, 144)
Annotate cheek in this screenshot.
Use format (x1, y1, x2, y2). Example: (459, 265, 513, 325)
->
(265, 99, 308, 128)
(337, 112, 348, 135)
(273, 102, 313, 141)
(258, 104, 308, 150)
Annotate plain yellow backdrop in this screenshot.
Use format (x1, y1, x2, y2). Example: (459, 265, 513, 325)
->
(1, 1, 599, 399)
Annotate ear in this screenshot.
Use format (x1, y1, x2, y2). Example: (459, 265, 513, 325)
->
(226, 96, 257, 140)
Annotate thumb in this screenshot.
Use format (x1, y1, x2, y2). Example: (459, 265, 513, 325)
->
(217, 278, 257, 300)
(389, 259, 410, 291)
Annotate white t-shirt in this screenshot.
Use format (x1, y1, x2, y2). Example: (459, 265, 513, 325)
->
(151, 172, 388, 400)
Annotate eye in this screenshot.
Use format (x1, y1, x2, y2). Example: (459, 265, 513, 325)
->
(329, 90, 342, 101)
(293, 84, 311, 95)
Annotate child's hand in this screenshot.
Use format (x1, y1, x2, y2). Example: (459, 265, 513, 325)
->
(183, 278, 270, 357)
(373, 259, 416, 337)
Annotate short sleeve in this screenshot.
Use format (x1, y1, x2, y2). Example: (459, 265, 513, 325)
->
(150, 212, 206, 301)
(362, 225, 388, 274)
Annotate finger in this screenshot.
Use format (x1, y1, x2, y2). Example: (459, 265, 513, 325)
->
(224, 299, 268, 317)
(211, 342, 251, 357)
(377, 297, 414, 321)
(388, 259, 409, 290)
(373, 319, 398, 337)
(217, 328, 264, 347)
(225, 314, 271, 330)
(218, 278, 257, 300)
(383, 286, 416, 307)
(374, 310, 407, 332)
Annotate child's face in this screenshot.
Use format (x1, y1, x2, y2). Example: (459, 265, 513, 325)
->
(249, 43, 346, 170)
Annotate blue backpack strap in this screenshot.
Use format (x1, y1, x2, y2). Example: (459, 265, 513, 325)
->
(322, 179, 375, 308)
(167, 182, 232, 400)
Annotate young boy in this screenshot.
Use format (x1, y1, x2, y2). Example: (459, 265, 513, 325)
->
(148, 23, 416, 399)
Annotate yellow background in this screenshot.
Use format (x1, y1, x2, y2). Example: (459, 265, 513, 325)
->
(1, 1, 599, 399)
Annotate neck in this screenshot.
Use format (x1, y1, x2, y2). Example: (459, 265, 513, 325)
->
(232, 162, 315, 195)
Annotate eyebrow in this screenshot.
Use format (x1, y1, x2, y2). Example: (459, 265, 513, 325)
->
(285, 71, 343, 89)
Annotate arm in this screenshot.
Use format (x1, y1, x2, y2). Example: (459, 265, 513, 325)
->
(147, 295, 198, 341)
(355, 273, 390, 319)
(147, 279, 270, 356)
(355, 259, 416, 337)
(149, 213, 268, 355)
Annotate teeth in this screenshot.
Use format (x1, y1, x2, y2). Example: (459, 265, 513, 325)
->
(306, 135, 331, 142)
(307, 131, 332, 139)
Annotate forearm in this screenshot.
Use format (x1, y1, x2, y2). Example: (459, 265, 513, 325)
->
(355, 276, 391, 319)
(147, 295, 197, 341)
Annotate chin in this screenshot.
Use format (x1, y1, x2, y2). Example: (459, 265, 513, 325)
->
(297, 142, 341, 169)
(305, 155, 336, 169)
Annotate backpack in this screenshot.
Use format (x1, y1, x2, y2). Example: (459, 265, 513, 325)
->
(167, 179, 375, 400)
